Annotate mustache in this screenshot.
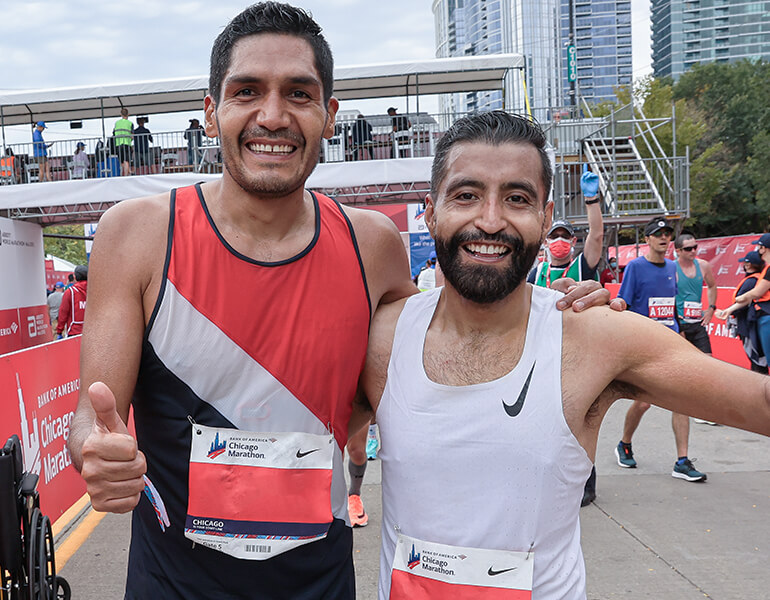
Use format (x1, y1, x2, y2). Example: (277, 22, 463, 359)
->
(452, 230, 523, 249)
(239, 127, 304, 147)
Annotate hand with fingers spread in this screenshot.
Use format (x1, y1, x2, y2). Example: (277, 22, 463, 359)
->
(80, 381, 147, 513)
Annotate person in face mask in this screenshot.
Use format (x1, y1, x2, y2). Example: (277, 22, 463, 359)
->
(527, 165, 603, 289)
(600, 257, 619, 287)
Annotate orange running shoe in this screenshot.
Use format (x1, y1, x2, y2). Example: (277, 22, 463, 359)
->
(348, 494, 368, 527)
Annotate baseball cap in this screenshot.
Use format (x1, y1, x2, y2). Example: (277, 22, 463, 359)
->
(751, 233, 770, 248)
(547, 219, 574, 238)
(644, 217, 673, 236)
(76, 141, 85, 148)
(74, 264, 88, 281)
(36, 121, 46, 128)
(429, 251, 437, 260)
(738, 251, 763, 266)
(387, 107, 397, 112)
(54, 282, 64, 288)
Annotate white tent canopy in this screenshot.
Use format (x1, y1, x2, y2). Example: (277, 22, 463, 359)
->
(0, 54, 523, 127)
(0, 158, 433, 225)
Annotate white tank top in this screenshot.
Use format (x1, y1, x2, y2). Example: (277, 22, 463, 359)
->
(377, 286, 593, 600)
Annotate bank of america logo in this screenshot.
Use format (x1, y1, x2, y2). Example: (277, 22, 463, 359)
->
(413, 206, 425, 220)
(407, 544, 421, 569)
(207, 432, 227, 459)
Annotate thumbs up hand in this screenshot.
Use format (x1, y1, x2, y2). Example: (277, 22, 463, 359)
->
(80, 382, 147, 513)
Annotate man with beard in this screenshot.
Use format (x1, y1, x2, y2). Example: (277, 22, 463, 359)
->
(64, 5, 613, 598)
(354, 111, 770, 599)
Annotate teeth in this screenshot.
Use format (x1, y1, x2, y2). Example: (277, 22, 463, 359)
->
(467, 243, 507, 255)
(247, 143, 294, 154)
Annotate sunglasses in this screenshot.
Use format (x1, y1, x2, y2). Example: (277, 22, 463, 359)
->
(681, 245, 698, 252)
(649, 230, 672, 238)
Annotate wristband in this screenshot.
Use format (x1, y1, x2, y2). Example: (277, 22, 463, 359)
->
(709, 304, 717, 310)
(584, 198, 600, 205)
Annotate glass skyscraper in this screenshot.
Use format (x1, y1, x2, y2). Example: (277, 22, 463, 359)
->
(433, 0, 632, 117)
(652, 0, 770, 81)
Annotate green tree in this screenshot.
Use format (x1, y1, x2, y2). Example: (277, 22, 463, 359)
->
(44, 225, 88, 265)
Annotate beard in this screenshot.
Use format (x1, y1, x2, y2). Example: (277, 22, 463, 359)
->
(220, 124, 320, 198)
(435, 229, 541, 304)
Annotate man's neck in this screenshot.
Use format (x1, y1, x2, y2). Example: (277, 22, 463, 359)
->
(645, 248, 667, 264)
(677, 255, 695, 268)
(201, 179, 315, 260)
(433, 281, 532, 339)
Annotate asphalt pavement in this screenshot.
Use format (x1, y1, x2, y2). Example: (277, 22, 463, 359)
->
(56, 399, 770, 599)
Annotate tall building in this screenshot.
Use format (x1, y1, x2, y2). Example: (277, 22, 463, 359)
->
(432, 0, 632, 119)
(560, 0, 633, 105)
(652, 0, 770, 81)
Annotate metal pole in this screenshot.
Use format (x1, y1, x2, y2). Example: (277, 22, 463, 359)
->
(100, 98, 106, 141)
(0, 106, 6, 151)
(671, 102, 677, 157)
(405, 75, 410, 116)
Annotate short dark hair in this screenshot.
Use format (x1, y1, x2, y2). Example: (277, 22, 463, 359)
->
(430, 111, 552, 201)
(674, 233, 695, 249)
(209, 2, 334, 104)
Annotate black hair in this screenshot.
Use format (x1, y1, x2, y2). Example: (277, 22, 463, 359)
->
(209, 2, 334, 104)
(430, 111, 552, 201)
(674, 233, 695, 249)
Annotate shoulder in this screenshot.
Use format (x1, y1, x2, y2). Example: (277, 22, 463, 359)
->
(362, 296, 410, 409)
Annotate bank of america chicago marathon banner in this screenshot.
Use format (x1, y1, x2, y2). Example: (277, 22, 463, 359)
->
(0, 216, 52, 355)
(407, 203, 436, 278)
(0, 337, 86, 522)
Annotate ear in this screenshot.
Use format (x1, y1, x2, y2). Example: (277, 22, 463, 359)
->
(542, 201, 554, 237)
(204, 95, 218, 138)
(322, 97, 340, 140)
(424, 195, 436, 237)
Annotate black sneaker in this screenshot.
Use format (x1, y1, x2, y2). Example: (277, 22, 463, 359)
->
(672, 458, 707, 482)
(615, 441, 637, 468)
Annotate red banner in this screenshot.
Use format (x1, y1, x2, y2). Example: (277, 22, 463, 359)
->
(608, 234, 760, 288)
(0, 337, 86, 521)
(605, 284, 749, 368)
(0, 305, 52, 355)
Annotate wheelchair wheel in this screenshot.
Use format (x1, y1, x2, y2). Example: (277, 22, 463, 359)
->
(52, 577, 70, 600)
(26, 510, 58, 600)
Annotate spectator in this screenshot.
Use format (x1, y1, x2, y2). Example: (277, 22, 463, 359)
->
(134, 117, 153, 174)
(65, 273, 75, 289)
(32, 121, 53, 182)
(57, 265, 88, 338)
(47, 282, 65, 332)
(600, 257, 618, 287)
(387, 107, 411, 158)
(416, 251, 437, 291)
(351, 114, 374, 160)
(72, 142, 89, 179)
(113, 108, 134, 176)
(725, 251, 768, 374)
(184, 118, 204, 166)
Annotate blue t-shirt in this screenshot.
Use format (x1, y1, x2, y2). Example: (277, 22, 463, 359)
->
(618, 256, 679, 332)
(32, 129, 47, 158)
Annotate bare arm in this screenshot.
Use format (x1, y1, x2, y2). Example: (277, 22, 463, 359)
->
(582, 201, 603, 270)
(342, 205, 417, 309)
(566, 307, 770, 437)
(700, 259, 718, 325)
(717, 277, 770, 319)
(68, 194, 169, 511)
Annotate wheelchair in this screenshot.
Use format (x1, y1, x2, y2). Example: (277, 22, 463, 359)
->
(1, 435, 71, 600)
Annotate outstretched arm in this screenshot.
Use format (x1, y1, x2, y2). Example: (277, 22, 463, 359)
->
(580, 166, 603, 270)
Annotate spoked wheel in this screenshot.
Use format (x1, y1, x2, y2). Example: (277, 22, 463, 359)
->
(26, 509, 58, 600)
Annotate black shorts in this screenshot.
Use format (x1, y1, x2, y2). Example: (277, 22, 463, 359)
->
(679, 321, 712, 354)
(116, 144, 132, 163)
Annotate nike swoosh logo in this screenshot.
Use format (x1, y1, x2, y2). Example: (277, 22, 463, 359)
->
(296, 448, 320, 458)
(502, 362, 536, 417)
(488, 566, 517, 576)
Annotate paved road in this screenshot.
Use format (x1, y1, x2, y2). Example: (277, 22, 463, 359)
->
(57, 399, 770, 599)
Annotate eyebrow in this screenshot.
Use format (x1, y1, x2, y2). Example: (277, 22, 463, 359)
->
(223, 74, 322, 89)
(444, 177, 539, 199)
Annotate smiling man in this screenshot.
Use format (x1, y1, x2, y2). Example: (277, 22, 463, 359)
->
(356, 112, 770, 599)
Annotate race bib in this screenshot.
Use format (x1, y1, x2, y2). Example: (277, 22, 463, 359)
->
(682, 300, 703, 323)
(390, 532, 534, 599)
(648, 296, 675, 326)
(185, 423, 334, 560)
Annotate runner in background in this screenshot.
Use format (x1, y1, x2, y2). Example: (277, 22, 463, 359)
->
(56, 265, 87, 338)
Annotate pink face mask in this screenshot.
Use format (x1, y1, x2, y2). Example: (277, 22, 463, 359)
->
(548, 237, 572, 260)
